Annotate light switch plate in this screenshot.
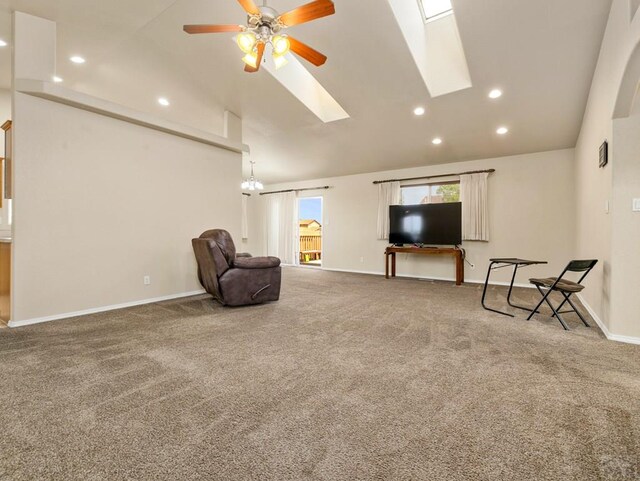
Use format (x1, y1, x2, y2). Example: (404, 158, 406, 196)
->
(633, 198, 640, 212)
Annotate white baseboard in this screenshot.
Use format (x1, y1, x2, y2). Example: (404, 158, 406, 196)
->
(577, 294, 640, 345)
(322, 268, 640, 345)
(8, 290, 206, 328)
(318, 266, 534, 289)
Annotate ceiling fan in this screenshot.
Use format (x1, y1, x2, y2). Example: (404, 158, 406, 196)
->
(183, 0, 335, 73)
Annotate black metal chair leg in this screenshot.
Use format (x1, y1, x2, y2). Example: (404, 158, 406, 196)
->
(537, 287, 570, 330)
(527, 285, 553, 321)
(563, 293, 590, 327)
(551, 296, 570, 319)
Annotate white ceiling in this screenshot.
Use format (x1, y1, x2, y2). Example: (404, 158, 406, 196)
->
(0, 0, 613, 183)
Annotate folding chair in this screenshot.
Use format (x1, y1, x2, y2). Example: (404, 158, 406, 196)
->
(526, 260, 598, 330)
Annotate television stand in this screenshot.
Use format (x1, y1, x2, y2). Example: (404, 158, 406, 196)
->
(384, 246, 464, 286)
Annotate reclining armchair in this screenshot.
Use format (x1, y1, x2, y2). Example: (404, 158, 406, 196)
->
(192, 229, 282, 307)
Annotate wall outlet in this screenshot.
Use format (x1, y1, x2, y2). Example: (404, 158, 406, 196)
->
(633, 198, 640, 212)
(359, 257, 364, 263)
(144, 276, 151, 285)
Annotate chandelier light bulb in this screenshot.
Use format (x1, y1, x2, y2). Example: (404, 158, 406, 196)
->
(242, 162, 264, 191)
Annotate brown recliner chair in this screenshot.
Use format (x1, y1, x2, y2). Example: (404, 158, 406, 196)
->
(192, 229, 282, 307)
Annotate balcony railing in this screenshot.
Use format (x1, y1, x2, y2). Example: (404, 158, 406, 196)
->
(300, 235, 322, 263)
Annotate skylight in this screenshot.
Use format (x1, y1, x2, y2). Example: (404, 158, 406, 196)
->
(388, 0, 472, 97)
(262, 45, 350, 123)
(418, 0, 453, 23)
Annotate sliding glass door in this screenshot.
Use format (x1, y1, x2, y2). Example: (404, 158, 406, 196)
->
(298, 197, 323, 267)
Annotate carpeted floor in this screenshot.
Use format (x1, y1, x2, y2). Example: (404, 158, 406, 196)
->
(1, 268, 639, 481)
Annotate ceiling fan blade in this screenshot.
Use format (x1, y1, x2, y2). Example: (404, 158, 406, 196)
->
(237, 0, 261, 15)
(288, 37, 327, 66)
(245, 42, 266, 73)
(278, 0, 335, 27)
(183, 24, 244, 34)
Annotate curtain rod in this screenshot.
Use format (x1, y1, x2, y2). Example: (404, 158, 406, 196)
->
(372, 169, 496, 185)
(259, 186, 331, 196)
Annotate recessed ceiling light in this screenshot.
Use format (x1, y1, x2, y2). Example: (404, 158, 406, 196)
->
(489, 89, 503, 99)
(52, 76, 63, 83)
(0, 40, 7, 47)
(414, 107, 426, 116)
(432, 138, 442, 145)
(70, 56, 86, 64)
(158, 97, 170, 107)
(496, 127, 509, 135)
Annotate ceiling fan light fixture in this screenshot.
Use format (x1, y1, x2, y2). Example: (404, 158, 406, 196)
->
(183, 0, 335, 73)
(237, 32, 257, 54)
(271, 35, 291, 56)
(242, 51, 259, 69)
(273, 53, 289, 69)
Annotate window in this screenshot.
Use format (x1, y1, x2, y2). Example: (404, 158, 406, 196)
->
(417, 0, 453, 23)
(401, 182, 460, 205)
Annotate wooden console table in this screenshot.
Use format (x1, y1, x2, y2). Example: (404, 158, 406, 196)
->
(384, 246, 464, 286)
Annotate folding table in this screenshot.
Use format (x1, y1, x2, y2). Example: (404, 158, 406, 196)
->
(481, 258, 547, 317)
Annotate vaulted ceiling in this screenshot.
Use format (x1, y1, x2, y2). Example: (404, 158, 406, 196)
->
(0, 0, 613, 183)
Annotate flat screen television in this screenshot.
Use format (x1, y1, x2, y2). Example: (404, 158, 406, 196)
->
(389, 203, 462, 246)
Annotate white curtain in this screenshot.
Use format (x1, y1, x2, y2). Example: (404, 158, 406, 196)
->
(376, 181, 401, 240)
(460, 173, 489, 241)
(241, 195, 249, 240)
(266, 191, 299, 265)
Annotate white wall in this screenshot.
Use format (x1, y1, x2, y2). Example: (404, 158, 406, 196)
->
(0, 88, 11, 236)
(610, 113, 640, 338)
(249, 149, 576, 285)
(574, 0, 640, 339)
(241, 193, 264, 257)
(11, 93, 242, 323)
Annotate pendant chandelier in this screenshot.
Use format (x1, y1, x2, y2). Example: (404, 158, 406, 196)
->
(242, 161, 264, 191)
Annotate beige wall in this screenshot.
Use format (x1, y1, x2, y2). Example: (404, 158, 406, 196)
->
(11, 93, 242, 323)
(249, 149, 576, 285)
(241, 193, 266, 257)
(610, 113, 640, 338)
(574, 0, 640, 339)
(0, 88, 11, 236)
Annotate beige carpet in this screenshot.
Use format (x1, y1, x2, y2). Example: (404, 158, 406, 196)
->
(0, 268, 639, 481)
